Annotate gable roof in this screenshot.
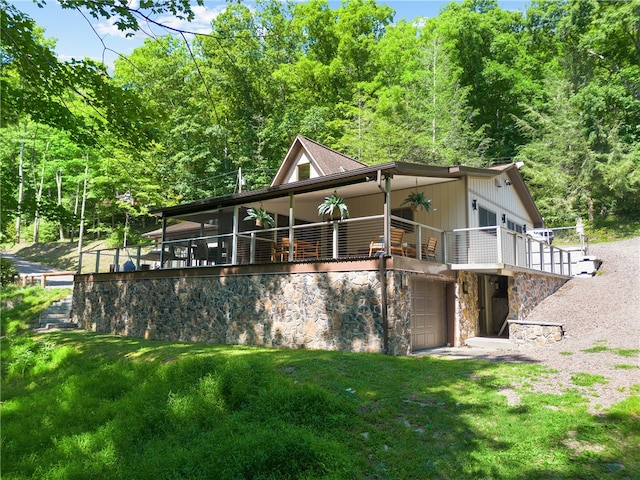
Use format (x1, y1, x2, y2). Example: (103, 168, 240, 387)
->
(270, 135, 366, 186)
(489, 163, 544, 227)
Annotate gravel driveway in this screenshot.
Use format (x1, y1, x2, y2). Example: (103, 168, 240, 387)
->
(476, 237, 639, 411)
(423, 237, 639, 411)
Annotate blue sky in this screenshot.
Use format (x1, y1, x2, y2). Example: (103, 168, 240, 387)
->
(10, 1, 530, 68)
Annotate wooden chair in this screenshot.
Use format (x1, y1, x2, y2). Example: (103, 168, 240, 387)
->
(369, 228, 406, 256)
(422, 236, 438, 262)
(272, 238, 295, 261)
(297, 240, 320, 259)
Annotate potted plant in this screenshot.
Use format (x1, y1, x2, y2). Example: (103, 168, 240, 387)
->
(401, 191, 432, 212)
(244, 207, 275, 228)
(318, 192, 349, 221)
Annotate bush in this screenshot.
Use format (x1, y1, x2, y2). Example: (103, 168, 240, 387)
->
(1, 257, 19, 287)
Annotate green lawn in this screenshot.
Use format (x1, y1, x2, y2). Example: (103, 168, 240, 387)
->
(2, 286, 639, 479)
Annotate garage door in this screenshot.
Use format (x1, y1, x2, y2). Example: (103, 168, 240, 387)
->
(410, 279, 446, 350)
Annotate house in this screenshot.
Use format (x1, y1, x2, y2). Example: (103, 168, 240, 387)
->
(72, 136, 575, 354)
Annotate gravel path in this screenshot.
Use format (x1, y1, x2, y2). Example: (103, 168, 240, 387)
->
(469, 237, 640, 411)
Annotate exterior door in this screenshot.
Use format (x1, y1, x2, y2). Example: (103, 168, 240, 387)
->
(410, 279, 446, 350)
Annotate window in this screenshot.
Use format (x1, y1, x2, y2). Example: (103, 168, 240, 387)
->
(297, 163, 310, 181)
(507, 220, 523, 233)
(391, 207, 414, 232)
(479, 206, 497, 227)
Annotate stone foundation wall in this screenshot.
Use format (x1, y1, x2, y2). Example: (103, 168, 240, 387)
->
(509, 320, 564, 347)
(455, 271, 480, 346)
(508, 272, 568, 320)
(72, 267, 411, 355)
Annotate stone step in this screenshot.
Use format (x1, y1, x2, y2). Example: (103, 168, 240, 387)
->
(39, 294, 78, 330)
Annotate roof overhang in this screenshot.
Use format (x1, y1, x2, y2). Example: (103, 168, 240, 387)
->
(151, 162, 515, 219)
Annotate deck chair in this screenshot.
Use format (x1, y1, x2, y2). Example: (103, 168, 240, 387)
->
(272, 238, 295, 261)
(194, 240, 210, 265)
(297, 240, 320, 259)
(369, 228, 406, 256)
(422, 236, 438, 262)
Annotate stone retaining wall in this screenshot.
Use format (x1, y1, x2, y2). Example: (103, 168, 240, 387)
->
(509, 320, 565, 347)
(508, 272, 568, 320)
(72, 265, 411, 355)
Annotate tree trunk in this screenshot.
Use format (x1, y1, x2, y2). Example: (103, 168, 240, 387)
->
(33, 162, 45, 243)
(56, 170, 64, 241)
(77, 163, 88, 260)
(15, 127, 25, 243)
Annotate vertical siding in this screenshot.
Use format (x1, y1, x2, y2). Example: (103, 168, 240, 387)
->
(468, 173, 533, 228)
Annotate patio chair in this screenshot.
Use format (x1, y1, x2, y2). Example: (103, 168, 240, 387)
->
(272, 238, 295, 261)
(194, 240, 210, 265)
(297, 240, 320, 259)
(369, 227, 406, 256)
(422, 236, 438, 262)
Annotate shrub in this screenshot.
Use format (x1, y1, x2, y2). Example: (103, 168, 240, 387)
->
(1, 257, 19, 287)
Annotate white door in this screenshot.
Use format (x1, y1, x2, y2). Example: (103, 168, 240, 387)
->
(411, 279, 446, 350)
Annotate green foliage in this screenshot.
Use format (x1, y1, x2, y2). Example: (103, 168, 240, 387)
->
(0, 284, 71, 336)
(318, 192, 350, 221)
(401, 191, 432, 212)
(571, 373, 608, 387)
(0, 257, 19, 287)
(3, 0, 639, 241)
(244, 208, 276, 229)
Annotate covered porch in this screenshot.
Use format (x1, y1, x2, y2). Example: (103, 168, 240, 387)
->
(79, 161, 577, 277)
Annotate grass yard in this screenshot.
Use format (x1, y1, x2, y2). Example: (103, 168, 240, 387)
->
(1, 286, 639, 479)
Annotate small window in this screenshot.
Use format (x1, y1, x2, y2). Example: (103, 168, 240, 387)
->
(479, 207, 497, 228)
(391, 207, 414, 232)
(297, 163, 310, 181)
(507, 220, 523, 233)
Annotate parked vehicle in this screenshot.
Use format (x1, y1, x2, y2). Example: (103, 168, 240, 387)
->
(528, 228, 554, 244)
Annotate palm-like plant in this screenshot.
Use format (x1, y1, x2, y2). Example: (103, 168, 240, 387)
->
(244, 208, 275, 228)
(401, 191, 432, 212)
(318, 193, 349, 221)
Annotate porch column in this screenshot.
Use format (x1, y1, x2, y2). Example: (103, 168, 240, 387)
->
(159, 216, 167, 267)
(384, 175, 392, 256)
(288, 193, 294, 261)
(232, 205, 239, 264)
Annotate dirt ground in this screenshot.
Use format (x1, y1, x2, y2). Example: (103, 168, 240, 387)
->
(436, 237, 640, 412)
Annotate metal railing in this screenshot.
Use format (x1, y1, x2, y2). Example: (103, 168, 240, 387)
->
(445, 226, 575, 276)
(79, 220, 575, 277)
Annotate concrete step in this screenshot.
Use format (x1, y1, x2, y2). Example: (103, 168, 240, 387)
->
(39, 295, 78, 330)
(464, 336, 515, 350)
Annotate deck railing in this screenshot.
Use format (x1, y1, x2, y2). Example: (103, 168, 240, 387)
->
(79, 219, 574, 277)
(444, 226, 575, 276)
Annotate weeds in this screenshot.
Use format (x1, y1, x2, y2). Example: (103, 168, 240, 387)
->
(571, 373, 609, 387)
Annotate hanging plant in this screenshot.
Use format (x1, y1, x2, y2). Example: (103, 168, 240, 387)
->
(244, 207, 275, 228)
(318, 193, 349, 221)
(401, 191, 432, 212)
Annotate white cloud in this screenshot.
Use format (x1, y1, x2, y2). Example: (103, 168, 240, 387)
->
(93, 4, 225, 41)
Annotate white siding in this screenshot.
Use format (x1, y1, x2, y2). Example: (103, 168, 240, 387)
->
(468, 173, 533, 229)
(281, 151, 321, 184)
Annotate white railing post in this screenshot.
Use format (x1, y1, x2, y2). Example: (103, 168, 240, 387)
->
(539, 242, 544, 272)
(332, 221, 339, 259)
(250, 232, 256, 264)
(232, 206, 239, 264)
(496, 226, 503, 264)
